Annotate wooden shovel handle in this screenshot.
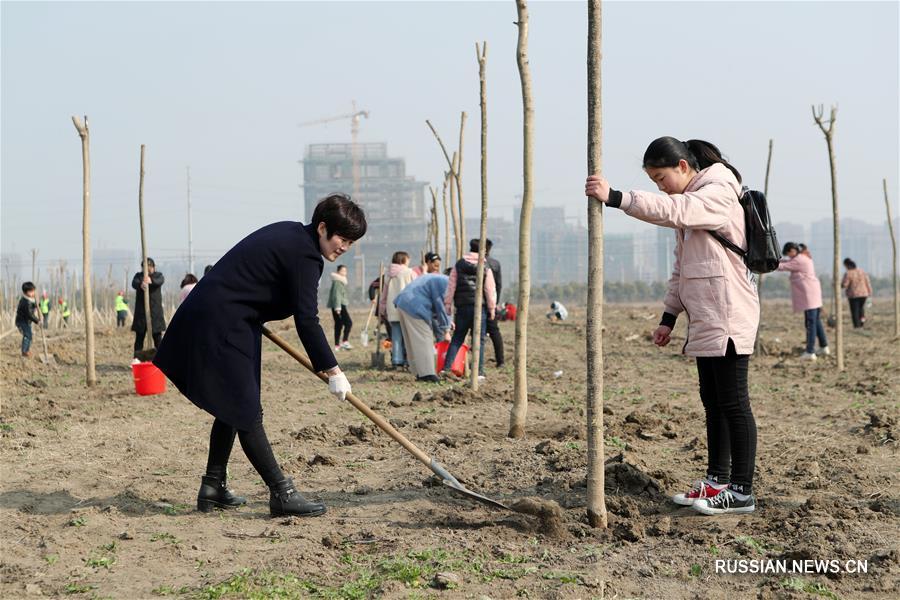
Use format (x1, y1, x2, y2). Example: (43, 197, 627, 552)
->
(261, 326, 432, 467)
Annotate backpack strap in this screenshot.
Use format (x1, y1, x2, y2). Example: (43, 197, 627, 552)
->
(708, 230, 746, 257)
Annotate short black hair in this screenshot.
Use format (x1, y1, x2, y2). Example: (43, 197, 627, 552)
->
(143, 257, 155, 268)
(425, 252, 441, 263)
(336, 264, 347, 271)
(782, 242, 799, 256)
(204, 264, 214, 276)
(181, 274, 198, 287)
(311, 194, 367, 241)
(843, 258, 856, 269)
(22, 281, 35, 294)
(468, 238, 494, 253)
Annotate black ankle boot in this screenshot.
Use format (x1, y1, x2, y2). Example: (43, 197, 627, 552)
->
(269, 478, 326, 517)
(197, 475, 247, 512)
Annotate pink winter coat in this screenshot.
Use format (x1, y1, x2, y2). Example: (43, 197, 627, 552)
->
(618, 164, 759, 356)
(776, 254, 823, 312)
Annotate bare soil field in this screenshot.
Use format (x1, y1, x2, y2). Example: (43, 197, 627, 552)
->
(1, 301, 897, 599)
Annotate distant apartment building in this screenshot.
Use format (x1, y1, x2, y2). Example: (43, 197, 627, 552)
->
(302, 143, 428, 296)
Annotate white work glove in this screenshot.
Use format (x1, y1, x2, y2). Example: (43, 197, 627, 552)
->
(328, 372, 351, 401)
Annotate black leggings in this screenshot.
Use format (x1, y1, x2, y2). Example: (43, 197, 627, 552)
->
(133, 330, 162, 356)
(331, 306, 352, 346)
(205, 415, 284, 488)
(485, 316, 504, 365)
(695, 339, 757, 494)
(848, 297, 866, 328)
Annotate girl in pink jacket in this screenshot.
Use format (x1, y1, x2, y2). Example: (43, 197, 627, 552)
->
(586, 137, 759, 516)
(777, 242, 829, 358)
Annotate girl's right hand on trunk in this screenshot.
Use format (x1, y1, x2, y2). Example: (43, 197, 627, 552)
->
(653, 326, 672, 347)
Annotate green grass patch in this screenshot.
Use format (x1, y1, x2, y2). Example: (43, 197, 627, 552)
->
(151, 584, 190, 596)
(541, 571, 580, 584)
(605, 436, 627, 450)
(780, 577, 840, 599)
(68, 516, 87, 527)
(150, 532, 180, 545)
(64, 582, 95, 594)
(734, 535, 768, 555)
(689, 564, 702, 577)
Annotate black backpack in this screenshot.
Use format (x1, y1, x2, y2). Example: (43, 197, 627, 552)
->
(708, 187, 780, 274)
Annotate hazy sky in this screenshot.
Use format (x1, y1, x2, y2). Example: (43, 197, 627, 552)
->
(2, 0, 898, 271)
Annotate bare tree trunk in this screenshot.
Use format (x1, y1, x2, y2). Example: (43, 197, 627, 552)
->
(450, 153, 461, 259)
(471, 42, 489, 391)
(442, 173, 451, 262)
(812, 105, 843, 371)
(426, 120, 465, 259)
(456, 111, 467, 248)
(72, 116, 97, 386)
(585, 0, 607, 529)
(755, 139, 774, 354)
(508, 0, 534, 438)
(885, 178, 899, 338)
(428, 186, 439, 253)
(138, 144, 153, 350)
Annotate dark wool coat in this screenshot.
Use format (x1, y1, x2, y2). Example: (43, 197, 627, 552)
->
(131, 271, 167, 334)
(153, 222, 337, 429)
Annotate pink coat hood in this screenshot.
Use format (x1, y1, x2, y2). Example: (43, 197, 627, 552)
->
(379, 263, 417, 321)
(619, 163, 760, 356)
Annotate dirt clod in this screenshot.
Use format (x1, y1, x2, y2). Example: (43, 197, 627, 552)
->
(509, 497, 567, 539)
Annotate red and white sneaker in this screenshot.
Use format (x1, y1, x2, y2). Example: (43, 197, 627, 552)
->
(673, 479, 727, 506)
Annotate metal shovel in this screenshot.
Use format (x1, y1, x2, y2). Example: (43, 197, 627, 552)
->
(262, 326, 509, 511)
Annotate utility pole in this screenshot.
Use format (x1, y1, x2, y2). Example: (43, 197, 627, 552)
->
(31, 249, 38, 283)
(187, 166, 194, 275)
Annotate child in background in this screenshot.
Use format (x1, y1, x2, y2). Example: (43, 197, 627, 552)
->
(40, 292, 51, 329)
(547, 301, 568, 322)
(115, 291, 129, 327)
(777, 242, 829, 359)
(59, 298, 71, 327)
(394, 273, 452, 383)
(379, 251, 417, 368)
(327, 264, 353, 350)
(842, 258, 873, 328)
(442, 239, 497, 380)
(16, 282, 40, 357)
(179, 274, 198, 306)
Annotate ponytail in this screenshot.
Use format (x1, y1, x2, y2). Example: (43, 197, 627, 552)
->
(643, 136, 742, 184)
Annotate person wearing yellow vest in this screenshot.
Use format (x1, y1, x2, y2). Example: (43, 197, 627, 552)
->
(39, 292, 51, 329)
(59, 298, 71, 327)
(115, 291, 129, 328)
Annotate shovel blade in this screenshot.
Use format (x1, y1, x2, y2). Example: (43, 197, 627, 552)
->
(441, 480, 510, 511)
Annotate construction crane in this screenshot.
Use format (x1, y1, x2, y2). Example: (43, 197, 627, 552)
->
(298, 101, 370, 202)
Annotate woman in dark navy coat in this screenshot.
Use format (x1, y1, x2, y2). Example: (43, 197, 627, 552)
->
(154, 195, 365, 518)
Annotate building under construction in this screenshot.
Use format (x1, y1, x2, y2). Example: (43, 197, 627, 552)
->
(303, 142, 428, 298)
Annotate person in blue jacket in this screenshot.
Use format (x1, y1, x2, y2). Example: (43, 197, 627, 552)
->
(153, 194, 366, 518)
(394, 273, 451, 383)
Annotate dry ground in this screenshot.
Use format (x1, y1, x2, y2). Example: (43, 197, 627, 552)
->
(1, 301, 898, 599)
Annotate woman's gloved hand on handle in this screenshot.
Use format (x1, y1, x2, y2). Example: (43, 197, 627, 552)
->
(327, 369, 351, 401)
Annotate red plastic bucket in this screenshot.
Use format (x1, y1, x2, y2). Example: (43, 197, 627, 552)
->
(132, 362, 166, 396)
(435, 341, 469, 377)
